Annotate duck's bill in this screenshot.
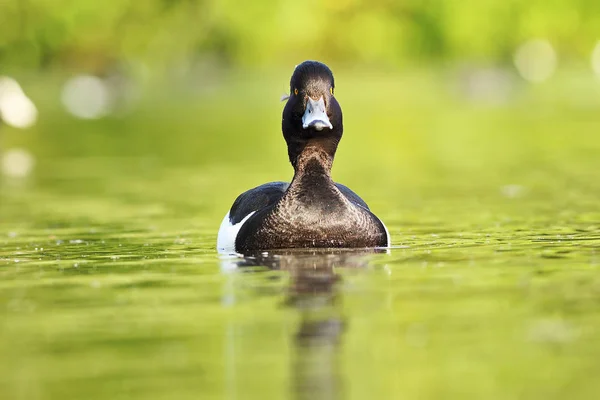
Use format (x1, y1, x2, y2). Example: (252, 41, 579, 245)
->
(302, 96, 333, 131)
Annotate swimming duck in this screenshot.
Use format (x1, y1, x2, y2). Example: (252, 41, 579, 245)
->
(217, 61, 389, 254)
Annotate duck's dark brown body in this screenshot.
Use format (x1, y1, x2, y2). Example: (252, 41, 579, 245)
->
(234, 146, 388, 252)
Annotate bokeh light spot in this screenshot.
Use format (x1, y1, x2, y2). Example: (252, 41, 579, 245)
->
(500, 184, 525, 199)
(1, 148, 35, 178)
(591, 41, 600, 77)
(0, 77, 38, 129)
(513, 39, 557, 83)
(61, 75, 111, 119)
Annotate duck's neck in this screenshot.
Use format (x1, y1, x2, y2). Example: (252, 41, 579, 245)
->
(290, 138, 337, 186)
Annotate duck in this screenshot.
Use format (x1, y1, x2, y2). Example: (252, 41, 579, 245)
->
(217, 61, 390, 254)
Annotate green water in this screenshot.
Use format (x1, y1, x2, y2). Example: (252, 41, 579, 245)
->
(1, 69, 600, 399)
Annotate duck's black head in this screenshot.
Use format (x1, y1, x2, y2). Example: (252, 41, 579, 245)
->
(282, 61, 343, 168)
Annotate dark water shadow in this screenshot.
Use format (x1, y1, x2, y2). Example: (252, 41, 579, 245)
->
(221, 248, 387, 400)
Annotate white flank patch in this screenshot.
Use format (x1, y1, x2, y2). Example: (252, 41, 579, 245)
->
(216, 211, 256, 254)
(379, 218, 391, 247)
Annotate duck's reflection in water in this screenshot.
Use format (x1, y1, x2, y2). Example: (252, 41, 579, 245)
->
(221, 249, 387, 400)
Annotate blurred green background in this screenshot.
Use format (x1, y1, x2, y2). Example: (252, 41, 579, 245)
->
(2, 0, 600, 69)
(2, 0, 600, 178)
(1, 0, 600, 179)
(2, 2, 600, 400)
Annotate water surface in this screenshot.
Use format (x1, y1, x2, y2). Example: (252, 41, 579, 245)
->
(1, 71, 600, 399)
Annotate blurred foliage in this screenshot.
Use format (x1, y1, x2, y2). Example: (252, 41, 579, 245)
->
(1, 0, 600, 71)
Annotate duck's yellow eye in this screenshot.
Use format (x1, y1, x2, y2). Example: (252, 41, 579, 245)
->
(330, 87, 334, 95)
(294, 88, 298, 95)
